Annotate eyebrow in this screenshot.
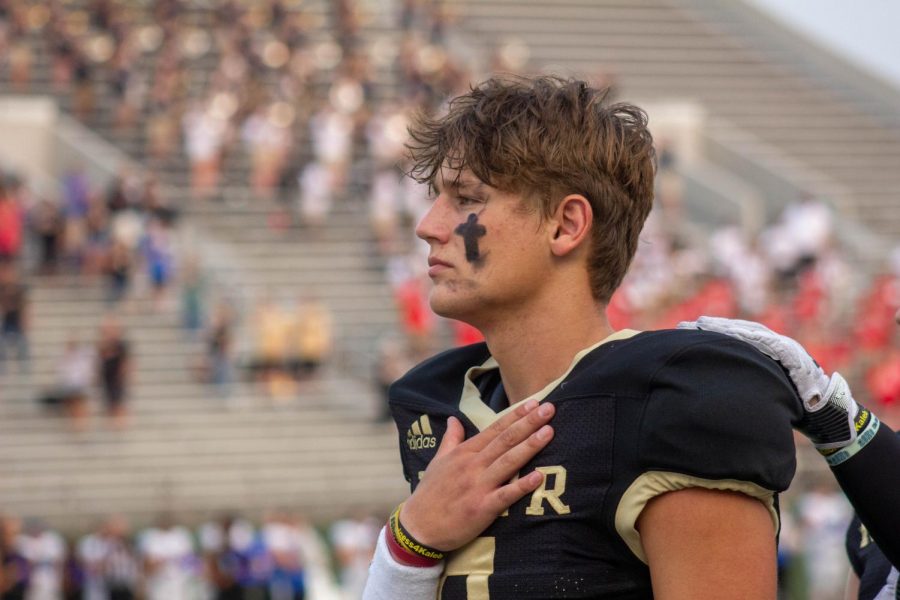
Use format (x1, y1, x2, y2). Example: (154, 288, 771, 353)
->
(436, 176, 487, 195)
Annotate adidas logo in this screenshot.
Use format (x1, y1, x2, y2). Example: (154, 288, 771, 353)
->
(407, 415, 437, 451)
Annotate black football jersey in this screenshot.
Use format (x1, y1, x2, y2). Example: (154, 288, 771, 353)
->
(847, 517, 899, 600)
(389, 329, 801, 599)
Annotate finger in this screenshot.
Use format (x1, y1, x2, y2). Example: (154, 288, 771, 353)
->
(478, 402, 556, 466)
(434, 416, 466, 459)
(676, 320, 698, 330)
(478, 402, 556, 465)
(482, 423, 555, 485)
(487, 469, 546, 515)
(464, 399, 541, 452)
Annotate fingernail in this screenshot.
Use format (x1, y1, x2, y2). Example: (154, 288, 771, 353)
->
(538, 403, 553, 417)
(537, 425, 552, 440)
(523, 399, 538, 412)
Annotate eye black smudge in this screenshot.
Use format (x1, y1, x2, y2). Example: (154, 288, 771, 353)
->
(454, 213, 487, 267)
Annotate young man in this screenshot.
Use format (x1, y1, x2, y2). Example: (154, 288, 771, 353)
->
(369, 76, 802, 599)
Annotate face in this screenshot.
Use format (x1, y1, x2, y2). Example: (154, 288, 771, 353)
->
(415, 167, 554, 326)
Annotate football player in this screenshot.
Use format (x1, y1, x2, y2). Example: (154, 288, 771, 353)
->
(367, 75, 799, 599)
(840, 306, 900, 600)
(365, 319, 900, 599)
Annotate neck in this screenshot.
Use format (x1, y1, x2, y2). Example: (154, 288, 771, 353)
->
(480, 293, 613, 403)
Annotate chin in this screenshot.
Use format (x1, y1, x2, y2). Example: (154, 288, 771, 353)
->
(428, 289, 475, 322)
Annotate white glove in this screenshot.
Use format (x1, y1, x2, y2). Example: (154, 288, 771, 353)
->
(677, 316, 861, 451)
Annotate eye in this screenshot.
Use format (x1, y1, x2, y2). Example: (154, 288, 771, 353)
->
(457, 195, 481, 207)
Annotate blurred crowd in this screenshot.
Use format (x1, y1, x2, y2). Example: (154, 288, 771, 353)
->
(609, 190, 900, 421)
(0, 165, 175, 430)
(0, 510, 380, 600)
(0, 487, 863, 600)
(3, 0, 896, 419)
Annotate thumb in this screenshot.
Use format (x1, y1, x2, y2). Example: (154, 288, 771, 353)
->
(435, 416, 465, 459)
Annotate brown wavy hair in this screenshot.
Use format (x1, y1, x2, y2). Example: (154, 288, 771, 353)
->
(407, 75, 656, 303)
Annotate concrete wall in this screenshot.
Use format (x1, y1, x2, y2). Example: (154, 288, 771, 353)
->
(0, 95, 136, 198)
(0, 96, 58, 196)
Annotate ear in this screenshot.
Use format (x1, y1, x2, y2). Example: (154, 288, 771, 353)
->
(549, 194, 592, 257)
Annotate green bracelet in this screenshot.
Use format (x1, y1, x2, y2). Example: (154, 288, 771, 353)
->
(826, 413, 880, 467)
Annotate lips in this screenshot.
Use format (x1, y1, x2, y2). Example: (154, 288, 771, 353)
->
(428, 257, 452, 268)
(427, 257, 452, 277)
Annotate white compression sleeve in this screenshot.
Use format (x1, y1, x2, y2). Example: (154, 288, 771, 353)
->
(362, 526, 443, 600)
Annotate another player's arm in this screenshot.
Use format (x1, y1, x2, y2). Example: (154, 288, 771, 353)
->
(363, 399, 556, 600)
(639, 488, 777, 600)
(680, 316, 900, 567)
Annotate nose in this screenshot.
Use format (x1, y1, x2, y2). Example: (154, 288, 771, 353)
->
(415, 194, 451, 244)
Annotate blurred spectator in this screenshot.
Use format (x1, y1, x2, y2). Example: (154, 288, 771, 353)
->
(110, 44, 146, 132)
(853, 248, 900, 353)
(206, 301, 235, 398)
(83, 198, 111, 277)
(654, 139, 683, 221)
(310, 104, 353, 198)
(140, 176, 178, 226)
(296, 161, 333, 230)
(140, 218, 176, 311)
(97, 315, 131, 429)
(78, 516, 140, 600)
(262, 511, 306, 600)
(0, 262, 29, 374)
(61, 167, 92, 269)
(290, 296, 333, 383)
(137, 516, 196, 600)
(453, 320, 484, 347)
(242, 103, 294, 196)
(145, 103, 181, 162)
(393, 271, 435, 357)
(72, 55, 95, 122)
(368, 165, 405, 255)
(8, 35, 32, 89)
(373, 336, 413, 422)
(17, 520, 65, 600)
(329, 513, 378, 600)
(199, 512, 306, 600)
(0, 179, 25, 263)
(49, 336, 95, 432)
(761, 194, 834, 284)
(182, 100, 228, 198)
(29, 198, 63, 275)
(61, 540, 84, 600)
(795, 480, 853, 600)
(250, 297, 293, 399)
(0, 515, 28, 599)
(866, 349, 900, 418)
(104, 171, 139, 216)
(180, 256, 206, 334)
(105, 239, 133, 307)
(49, 29, 76, 92)
(199, 515, 251, 600)
(709, 225, 772, 317)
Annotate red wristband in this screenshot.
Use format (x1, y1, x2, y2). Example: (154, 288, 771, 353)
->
(384, 526, 442, 568)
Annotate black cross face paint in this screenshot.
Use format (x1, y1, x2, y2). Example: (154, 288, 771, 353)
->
(455, 213, 487, 267)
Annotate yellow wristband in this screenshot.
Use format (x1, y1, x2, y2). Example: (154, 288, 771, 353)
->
(389, 503, 446, 561)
